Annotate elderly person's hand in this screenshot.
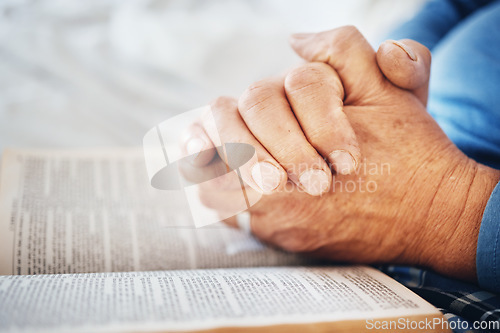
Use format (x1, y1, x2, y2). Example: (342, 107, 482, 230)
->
(183, 26, 500, 282)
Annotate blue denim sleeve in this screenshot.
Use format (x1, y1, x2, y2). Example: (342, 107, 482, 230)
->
(389, 0, 496, 50)
(477, 180, 500, 293)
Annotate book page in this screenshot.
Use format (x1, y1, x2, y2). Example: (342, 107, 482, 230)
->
(0, 266, 444, 333)
(0, 149, 312, 275)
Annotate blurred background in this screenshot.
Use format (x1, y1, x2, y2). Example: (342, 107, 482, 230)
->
(0, 0, 425, 152)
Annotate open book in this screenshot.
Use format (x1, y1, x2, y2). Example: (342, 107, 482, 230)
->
(0, 149, 450, 332)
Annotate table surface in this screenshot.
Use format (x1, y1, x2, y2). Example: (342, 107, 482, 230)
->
(0, 0, 425, 153)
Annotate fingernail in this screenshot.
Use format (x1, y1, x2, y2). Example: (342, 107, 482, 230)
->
(251, 162, 281, 193)
(392, 40, 417, 61)
(329, 150, 356, 175)
(291, 32, 314, 40)
(186, 137, 205, 158)
(299, 169, 329, 196)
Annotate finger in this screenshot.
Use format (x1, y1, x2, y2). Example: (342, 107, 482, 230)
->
(377, 39, 432, 106)
(285, 62, 360, 175)
(198, 183, 261, 216)
(182, 123, 216, 167)
(202, 96, 287, 194)
(238, 78, 332, 196)
(289, 26, 386, 104)
(178, 153, 230, 185)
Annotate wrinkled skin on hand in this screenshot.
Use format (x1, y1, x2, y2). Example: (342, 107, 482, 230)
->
(185, 26, 500, 282)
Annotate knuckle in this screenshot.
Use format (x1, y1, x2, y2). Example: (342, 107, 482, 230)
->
(269, 145, 303, 167)
(203, 97, 237, 136)
(341, 25, 361, 36)
(238, 79, 275, 117)
(332, 25, 362, 43)
(210, 96, 238, 115)
(328, 25, 363, 50)
(305, 123, 334, 147)
(285, 63, 329, 94)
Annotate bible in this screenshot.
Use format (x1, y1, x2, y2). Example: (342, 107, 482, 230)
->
(0, 148, 450, 332)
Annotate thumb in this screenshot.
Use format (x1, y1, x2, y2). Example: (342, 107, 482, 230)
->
(376, 39, 431, 106)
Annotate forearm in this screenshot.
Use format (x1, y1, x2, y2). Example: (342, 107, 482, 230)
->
(420, 157, 500, 283)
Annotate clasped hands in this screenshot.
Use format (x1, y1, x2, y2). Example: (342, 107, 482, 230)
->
(182, 26, 500, 282)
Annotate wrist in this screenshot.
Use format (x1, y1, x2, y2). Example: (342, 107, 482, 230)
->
(420, 157, 500, 281)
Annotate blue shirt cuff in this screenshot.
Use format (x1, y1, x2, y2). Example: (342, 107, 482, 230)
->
(476, 180, 500, 293)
